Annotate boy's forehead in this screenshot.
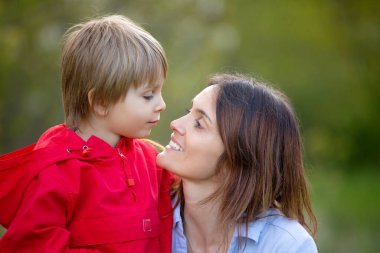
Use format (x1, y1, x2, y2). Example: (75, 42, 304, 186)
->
(138, 81, 164, 90)
(139, 77, 165, 89)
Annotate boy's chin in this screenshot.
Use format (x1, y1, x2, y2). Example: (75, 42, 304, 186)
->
(131, 130, 152, 139)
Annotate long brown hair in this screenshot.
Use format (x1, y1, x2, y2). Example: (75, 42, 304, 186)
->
(175, 73, 317, 246)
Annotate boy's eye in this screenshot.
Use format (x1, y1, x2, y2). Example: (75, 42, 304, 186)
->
(143, 95, 154, 100)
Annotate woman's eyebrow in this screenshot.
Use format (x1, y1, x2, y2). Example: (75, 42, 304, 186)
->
(190, 99, 212, 123)
(195, 108, 212, 124)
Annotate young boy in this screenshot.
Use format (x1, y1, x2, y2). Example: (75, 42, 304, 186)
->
(0, 15, 173, 252)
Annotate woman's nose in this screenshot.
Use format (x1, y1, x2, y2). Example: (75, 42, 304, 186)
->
(170, 117, 185, 135)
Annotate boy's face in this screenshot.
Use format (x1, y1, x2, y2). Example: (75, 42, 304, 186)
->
(103, 81, 166, 139)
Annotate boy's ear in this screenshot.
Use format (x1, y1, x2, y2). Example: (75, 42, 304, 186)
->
(88, 89, 108, 116)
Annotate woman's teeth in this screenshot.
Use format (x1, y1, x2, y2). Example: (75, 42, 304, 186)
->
(169, 140, 183, 151)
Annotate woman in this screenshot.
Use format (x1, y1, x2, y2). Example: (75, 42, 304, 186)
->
(157, 73, 318, 253)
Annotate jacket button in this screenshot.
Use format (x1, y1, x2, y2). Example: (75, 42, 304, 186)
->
(142, 218, 152, 232)
(82, 146, 92, 157)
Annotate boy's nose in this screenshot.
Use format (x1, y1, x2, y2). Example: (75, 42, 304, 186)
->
(156, 95, 166, 112)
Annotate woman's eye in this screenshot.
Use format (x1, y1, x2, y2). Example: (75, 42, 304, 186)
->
(194, 119, 203, 129)
(185, 108, 203, 129)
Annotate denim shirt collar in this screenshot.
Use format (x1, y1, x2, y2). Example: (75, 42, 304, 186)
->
(173, 203, 283, 244)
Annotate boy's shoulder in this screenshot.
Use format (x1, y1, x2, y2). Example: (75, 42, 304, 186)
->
(139, 139, 164, 152)
(0, 139, 72, 228)
(127, 138, 163, 155)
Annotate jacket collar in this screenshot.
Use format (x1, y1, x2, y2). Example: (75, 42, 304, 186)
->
(35, 124, 133, 159)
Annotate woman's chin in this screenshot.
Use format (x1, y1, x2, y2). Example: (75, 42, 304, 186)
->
(156, 151, 170, 169)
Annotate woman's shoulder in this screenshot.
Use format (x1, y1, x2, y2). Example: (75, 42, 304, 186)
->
(262, 209, 311, 238)
(243, 209, 317, 252)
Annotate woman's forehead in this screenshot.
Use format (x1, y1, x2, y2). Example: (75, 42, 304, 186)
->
(192, 86, 219, 120)
(195, 85, 218, 100)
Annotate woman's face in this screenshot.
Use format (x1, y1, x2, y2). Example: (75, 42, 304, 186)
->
(157, 85, 225, 181)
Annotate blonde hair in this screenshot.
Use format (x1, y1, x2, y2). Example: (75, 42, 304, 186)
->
(61, 15, 167, 127)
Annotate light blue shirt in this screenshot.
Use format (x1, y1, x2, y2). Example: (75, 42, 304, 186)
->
(172, 205, 318, 253)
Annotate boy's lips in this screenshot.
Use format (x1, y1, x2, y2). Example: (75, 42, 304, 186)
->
(147, 118, 160, 124)
(147, 121, 159, 127)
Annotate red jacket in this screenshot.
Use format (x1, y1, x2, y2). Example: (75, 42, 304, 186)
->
(0, 124, 173, 253)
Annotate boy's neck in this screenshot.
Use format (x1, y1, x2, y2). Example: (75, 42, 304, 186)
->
(76, 120, 121, 148)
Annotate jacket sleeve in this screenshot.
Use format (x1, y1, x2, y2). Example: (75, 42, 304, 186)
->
(0, 144, 40, 227)
(0, 165, 101, 253)
(158, 168, 176, 253)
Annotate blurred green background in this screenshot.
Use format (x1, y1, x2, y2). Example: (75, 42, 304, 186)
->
(0, 0, 379, 252)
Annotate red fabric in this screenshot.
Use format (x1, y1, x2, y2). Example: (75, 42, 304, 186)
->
(0, 124, 173, 253)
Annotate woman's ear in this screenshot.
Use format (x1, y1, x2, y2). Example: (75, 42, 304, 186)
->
(88, 89, 108, 116)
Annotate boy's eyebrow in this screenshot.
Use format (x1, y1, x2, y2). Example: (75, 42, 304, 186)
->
(142, 82, 162, 90)
(140, 85, 156, 92)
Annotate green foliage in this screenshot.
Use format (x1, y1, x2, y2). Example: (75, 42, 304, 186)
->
(310, 167, 380, 253)
(0, 0, 379, 252)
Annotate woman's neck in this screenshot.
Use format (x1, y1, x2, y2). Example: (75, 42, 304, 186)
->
(182, 180, 233, 253)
